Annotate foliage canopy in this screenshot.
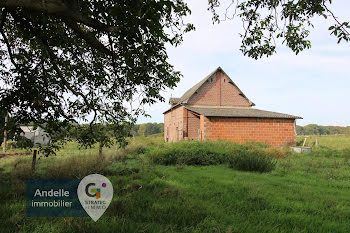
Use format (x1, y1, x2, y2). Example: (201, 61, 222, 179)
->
(208, 0, 349, 59)
(0, 0, 193, 146)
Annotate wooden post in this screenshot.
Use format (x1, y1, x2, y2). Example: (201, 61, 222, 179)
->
(302, 138, 307, 147)
(3, 111, 8, 153)
(315, 138, 319, 147)
(32, 149, 37, 172)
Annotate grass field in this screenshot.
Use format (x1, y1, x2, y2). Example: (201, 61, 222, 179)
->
(1, 135, 350, 232)
(296, 135, 350, 149)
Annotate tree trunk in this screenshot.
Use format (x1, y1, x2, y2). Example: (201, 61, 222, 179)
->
(3, 111, 8, 153)
(98, 143, 103, 158)
(32, 149, 37, 172)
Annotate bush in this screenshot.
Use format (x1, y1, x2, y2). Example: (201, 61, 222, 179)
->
(1, 141, 17, 150)
(9, 141, 17, 149)
(243, 141, 269, 150)
(147, 140, 233, 165)
(263, 147, 291, 158)
(124, 143, 147, 156)
(146, 140, 274, 166)
(229, 149, 276, 173)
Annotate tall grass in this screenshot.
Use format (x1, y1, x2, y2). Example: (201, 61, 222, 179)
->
(228, 148, 276, 173)
(2, 135, 350, 232)
(146, 140, 286, 172)
(146, 140, 235, 165)
(0, 134, 164, 182)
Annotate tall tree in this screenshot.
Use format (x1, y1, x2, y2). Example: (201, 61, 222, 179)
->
(0, 0, 194, 148)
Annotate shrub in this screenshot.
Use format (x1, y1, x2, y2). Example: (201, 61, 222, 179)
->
(124, 143, 147, 156)
(243, 141, 269, 150)
(263, 147, 291, 158)
(1, 141, 18, 150)
(147, 140, 233, 165)
(228, 148, 276, 173)
(145, 140, 274, 165)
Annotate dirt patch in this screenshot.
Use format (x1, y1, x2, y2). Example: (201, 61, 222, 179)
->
(0, 151, 31, 159)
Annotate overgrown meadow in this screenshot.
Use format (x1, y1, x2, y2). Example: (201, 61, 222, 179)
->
(1, 135, 350, 232)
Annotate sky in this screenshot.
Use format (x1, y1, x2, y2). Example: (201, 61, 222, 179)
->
(137, 0, 350, 126)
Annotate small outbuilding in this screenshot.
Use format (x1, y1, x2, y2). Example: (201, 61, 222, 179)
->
(163, 67, 302, 147)
(20, 126, 51, 146)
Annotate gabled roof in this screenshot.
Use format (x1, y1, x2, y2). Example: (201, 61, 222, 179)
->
(185, 106, 302, 119)
(20, 126, 40, 133)
(171, 67, 255, 106)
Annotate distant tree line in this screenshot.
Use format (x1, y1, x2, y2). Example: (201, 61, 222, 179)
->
(296, 124, 350, 136)
(132, 123, 164, 137)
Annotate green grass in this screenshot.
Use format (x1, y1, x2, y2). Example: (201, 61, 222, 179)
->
(1, 135, 350, 232)
(297, 135, 350, 149)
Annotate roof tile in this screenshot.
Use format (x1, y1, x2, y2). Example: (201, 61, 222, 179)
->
(185, 106, 302, 119)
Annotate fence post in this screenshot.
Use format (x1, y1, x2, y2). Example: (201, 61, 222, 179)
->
(32, 149, 37, 172)
(3, 111, 8, 153)
(302, 138, 307, 147)
(315, 138, 319, 147)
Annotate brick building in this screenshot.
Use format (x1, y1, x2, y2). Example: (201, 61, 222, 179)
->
(163, 67, 302, 147)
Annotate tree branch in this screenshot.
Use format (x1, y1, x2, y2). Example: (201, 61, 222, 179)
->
(0, 0, 118, 33)
(322, 1, 349, 36)
(63, 20, 113, 56)
(0, 10, 17, 69)
(241, 3, 260, 42)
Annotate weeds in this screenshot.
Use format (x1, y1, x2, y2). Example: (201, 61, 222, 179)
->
(146, 140, 232, 166)
(228, 148, 276, 173)
(146, 140, 285, 171)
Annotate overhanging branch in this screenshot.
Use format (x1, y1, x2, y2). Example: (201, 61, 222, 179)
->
(63, 20, 113, 56)
(0, 0, 118, 33)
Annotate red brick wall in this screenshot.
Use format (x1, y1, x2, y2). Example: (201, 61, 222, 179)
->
(216, 72, 221, 105)
(164, 106, 184, 142)
(200, 115, 205, 140)
(219, 72, 251, 107)
(188, 74, 217, 106)
(186, 111, 200, 140)
(187, 71, 251, 107)
(203, 116, 296, 147)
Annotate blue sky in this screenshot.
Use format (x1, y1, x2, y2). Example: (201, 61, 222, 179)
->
(137, 0, 350, 126)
